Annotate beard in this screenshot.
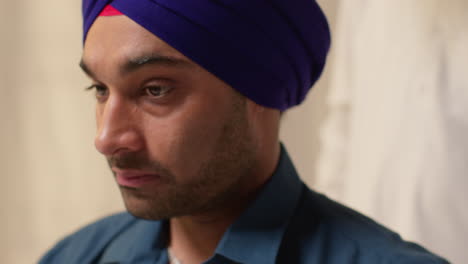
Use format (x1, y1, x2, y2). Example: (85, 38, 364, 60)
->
(107, 94, 257, 220)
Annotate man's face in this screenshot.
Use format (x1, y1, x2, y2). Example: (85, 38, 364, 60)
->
(81, 15, 258, 220)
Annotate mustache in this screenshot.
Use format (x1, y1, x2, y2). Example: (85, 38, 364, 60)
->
(107, 152, 174, 178)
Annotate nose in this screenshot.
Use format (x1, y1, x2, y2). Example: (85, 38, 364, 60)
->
(94, 95, 144, 156)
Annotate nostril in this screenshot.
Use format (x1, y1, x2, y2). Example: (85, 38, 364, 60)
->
(94, 120, 120, 155)
(95, 127, 143, 156)
(94, 130, 112, 155)
(93, 97, 144, 155)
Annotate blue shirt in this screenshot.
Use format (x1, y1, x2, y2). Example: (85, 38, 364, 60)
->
(40, 146, 449, 264)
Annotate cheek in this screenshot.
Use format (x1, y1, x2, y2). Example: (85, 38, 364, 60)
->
(142, 105, 226, 182)
(141, 71, 238, 182)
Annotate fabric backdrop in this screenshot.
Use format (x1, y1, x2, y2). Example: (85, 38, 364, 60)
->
(316, 1, 468, 263)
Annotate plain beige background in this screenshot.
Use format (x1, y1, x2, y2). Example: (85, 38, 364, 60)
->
(0, 1, 338, 263)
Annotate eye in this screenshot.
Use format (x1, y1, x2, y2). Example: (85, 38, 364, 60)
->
(145, 86, 172, 98)
(85, 84, 108, 99)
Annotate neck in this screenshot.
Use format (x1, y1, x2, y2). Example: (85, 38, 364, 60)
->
(168, 143, 280, 264)
(168, 210, 240, 264)
(168, 176, 264, 264)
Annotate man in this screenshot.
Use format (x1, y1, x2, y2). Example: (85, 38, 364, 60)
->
(40, 1, 448, 263)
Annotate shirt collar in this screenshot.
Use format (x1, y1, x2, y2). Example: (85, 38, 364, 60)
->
(213, 144, 303, 264)
(100, 144, 302, 264)
(99, 219, 168, 263)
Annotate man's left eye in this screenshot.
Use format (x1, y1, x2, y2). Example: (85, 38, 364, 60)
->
(145, 86, 172, 97)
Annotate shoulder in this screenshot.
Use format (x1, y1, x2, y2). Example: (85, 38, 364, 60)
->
(278, 186, 449, 264)
(39, 212, 138, 264)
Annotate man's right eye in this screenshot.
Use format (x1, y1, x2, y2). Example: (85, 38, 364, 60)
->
(85, 84, 108, 98)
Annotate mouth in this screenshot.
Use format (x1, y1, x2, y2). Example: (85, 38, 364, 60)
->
(112, 169, 161, 188)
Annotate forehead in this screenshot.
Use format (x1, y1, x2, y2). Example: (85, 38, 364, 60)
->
(83, 15, 190, 69)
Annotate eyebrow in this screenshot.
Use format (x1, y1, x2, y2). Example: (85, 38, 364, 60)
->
(79, 54, 193, 78)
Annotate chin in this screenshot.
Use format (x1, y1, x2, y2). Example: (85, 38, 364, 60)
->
(120, 189, 172, 220)
(124, 200, 171, 220)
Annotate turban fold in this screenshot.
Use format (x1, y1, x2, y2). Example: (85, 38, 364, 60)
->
(83, 0, 331, 110)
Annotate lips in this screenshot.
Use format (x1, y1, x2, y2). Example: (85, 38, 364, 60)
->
(113, 169, 160, 188)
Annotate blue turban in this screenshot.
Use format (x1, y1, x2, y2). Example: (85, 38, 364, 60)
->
(83, 0, 331, 110)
